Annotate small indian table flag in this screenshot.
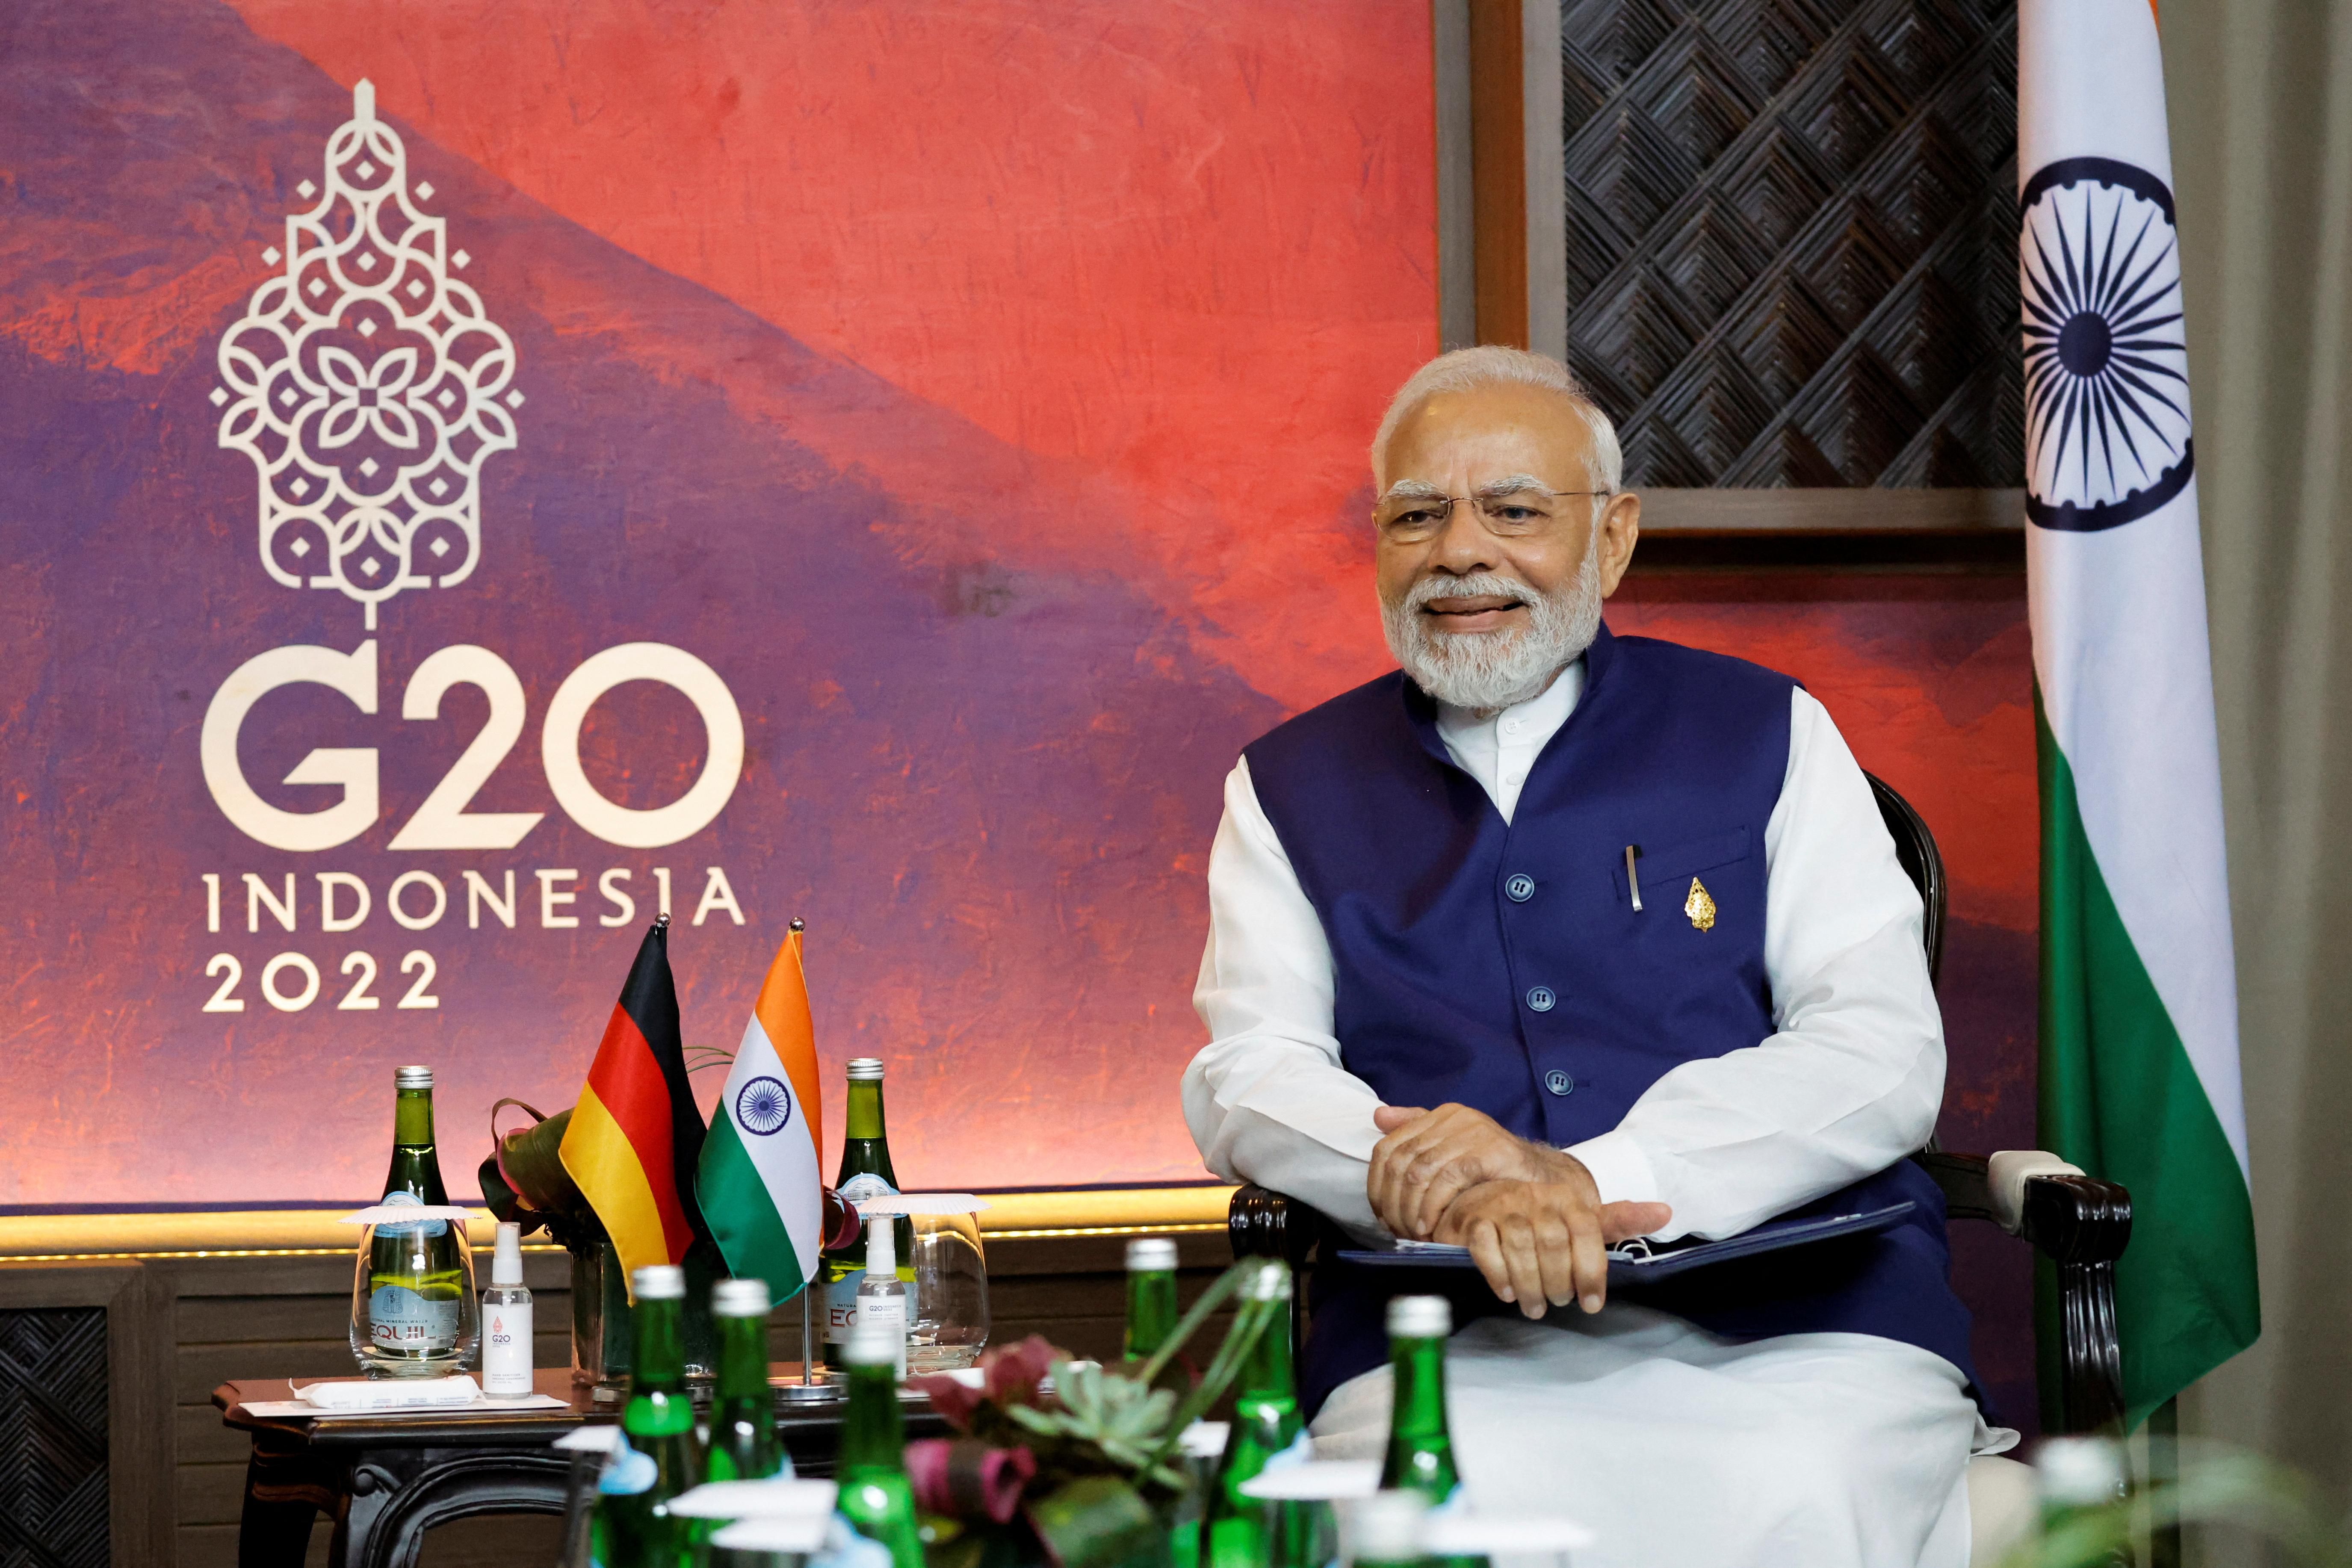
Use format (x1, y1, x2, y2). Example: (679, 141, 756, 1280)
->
(697, 920, 827, 1301)
(2022, 0, 2259, 1427)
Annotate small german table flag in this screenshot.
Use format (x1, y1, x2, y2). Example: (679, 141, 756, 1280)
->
(560, 915, 711, 1288)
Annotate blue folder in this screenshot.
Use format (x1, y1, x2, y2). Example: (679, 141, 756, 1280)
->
(1337, 1201, 1915, 1286)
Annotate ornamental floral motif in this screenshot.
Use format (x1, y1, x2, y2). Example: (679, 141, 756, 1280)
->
(213, 79, 520, 626)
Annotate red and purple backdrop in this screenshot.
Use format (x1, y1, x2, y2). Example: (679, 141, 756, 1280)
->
(0, 0, 2038, 1422)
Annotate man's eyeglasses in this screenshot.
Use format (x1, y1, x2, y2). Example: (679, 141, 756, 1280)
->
(1372, 484, 1615, 542)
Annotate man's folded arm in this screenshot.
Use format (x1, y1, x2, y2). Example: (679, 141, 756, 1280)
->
(1563, 689, 1947, 1242)
(1183, 757, 1386, 1238)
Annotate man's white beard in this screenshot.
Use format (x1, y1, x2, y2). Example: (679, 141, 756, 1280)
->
(1381, 533, 1604, 713)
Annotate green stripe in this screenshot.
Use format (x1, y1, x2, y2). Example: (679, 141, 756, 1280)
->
(2038, 694, 2259, 1429)
(695, 1113, 809, 1301)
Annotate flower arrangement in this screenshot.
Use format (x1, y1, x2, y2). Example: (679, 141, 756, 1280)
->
(907, 1257, 1292, 1568)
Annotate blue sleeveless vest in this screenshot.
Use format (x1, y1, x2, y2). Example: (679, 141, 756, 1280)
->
(1241, 623, 1980, 1418)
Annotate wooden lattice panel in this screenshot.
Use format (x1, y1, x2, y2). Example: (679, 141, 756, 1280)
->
(0, 1307, 109, 1568)
(1561, 0, 2024, 487)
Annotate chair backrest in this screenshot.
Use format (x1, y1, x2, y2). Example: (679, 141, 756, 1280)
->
(1863, 772, 1946, 987)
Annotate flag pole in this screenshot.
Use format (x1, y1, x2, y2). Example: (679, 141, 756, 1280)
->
(803, 1287, 818, 1389)
(795, 914, 816, 1393)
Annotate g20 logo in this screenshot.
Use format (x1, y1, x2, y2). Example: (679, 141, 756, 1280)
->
(200, 639, 742, 851)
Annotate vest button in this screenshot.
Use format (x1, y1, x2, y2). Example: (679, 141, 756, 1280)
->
(1544, 1069, 1575, 1096)
(1526, 986, 1556, 1012)
(1504, 874, 1536, 903)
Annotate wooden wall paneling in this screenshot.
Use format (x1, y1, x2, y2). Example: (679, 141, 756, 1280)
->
(1557, 0, 2024, 489)
(165, 1247, 573, 1568)
(57, 1229, 1242, 1567)
(1435, 0, 1478, 350)
(1469, 0, 1531, 348)
(0, 1261, 174, 1568)
(1439, 0, 1568, 354)
(1625, 485, 2024, 568)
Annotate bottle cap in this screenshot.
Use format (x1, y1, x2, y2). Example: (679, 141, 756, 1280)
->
(712, 1278, 772, 1317)
(2036, 1436, 2125, 1508)
(1343, 1490, 1428, 1564)
(1126, 1237, 1178, 1272)
(843, 1316, 903, 1368)
(863, 1214, 896, 1275)
(632, 1265, 686, 1301)
(1239, 1258, 1293, 1302)
(491, 1220, 523, 1285)
(1386, 1294, 1450, 1338)
(845, 1058, 885, 1082)
(395, 1065, 434, 1090)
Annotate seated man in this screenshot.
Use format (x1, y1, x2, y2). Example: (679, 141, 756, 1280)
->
(1182, 347, 2014, 1567)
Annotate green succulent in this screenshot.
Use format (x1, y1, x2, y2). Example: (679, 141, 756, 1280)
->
(1007, 1359, 1187, 1488)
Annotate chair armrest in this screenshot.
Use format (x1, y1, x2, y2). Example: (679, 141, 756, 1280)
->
(1228, 1185, 1319, 1357)
(1918, 1150, 2129, 1257)
(1227, 1184, 1317, 1269)
(1917, 1149, 2133, 1434)
(1919, 1150, 2110, 1238)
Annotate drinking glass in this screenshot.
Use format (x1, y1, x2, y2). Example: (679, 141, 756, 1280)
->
(906, 1210, 989, 1372)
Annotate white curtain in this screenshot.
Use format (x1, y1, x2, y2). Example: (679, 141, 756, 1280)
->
(2164, 0, 2352, 1539)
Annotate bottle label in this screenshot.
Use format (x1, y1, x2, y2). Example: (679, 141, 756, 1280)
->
(374, 1189, 449, 1238)
(858, 1292, 909, 1378)
(483, 1300, 533, 1395)
(824, 1269, 920, 1344)
(836, 1172, 897, 1205)
(824, 1270, 866, 1345)
(369, 1284, 459, 1351)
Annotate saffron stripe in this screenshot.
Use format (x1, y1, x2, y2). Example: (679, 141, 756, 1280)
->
(753, 931, 823, 1157)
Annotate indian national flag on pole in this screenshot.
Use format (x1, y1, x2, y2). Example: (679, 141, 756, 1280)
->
(2021, 0, 2258, 1427)
(696, 923, 827, 1301)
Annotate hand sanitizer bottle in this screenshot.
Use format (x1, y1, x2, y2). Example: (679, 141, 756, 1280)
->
(482, 1220, 534, 1397)
(853, 1214, 908, 1380)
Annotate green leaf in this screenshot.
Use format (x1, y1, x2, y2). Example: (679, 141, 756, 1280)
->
(1006, 1403, 1067, 1438)
(1143, 1285, 1284, 1471)
(1024, 1476, 1165, 1568)
(1133, 1262, 1253, 1389)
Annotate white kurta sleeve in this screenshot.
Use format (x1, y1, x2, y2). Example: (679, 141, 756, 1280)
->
(1184, 757, 1387, 1237)
(1563, 688, 1946, 1240)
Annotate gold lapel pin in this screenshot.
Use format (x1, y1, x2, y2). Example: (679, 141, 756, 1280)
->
(1685, 877, 1717, 932)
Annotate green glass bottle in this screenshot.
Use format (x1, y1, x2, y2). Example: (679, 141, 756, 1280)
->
(835, 1318, 925, 1568)
(361, 1065, 467, 1373)
(592, 1265, 709, 1568)
(818, 1058, 914, 1372)
(705, 1279, 786, 1482)
(1377, 1297, 1458, 1506)
(1124, 1237, 1180, 1364)
(1203, 1260, 1310, 1568)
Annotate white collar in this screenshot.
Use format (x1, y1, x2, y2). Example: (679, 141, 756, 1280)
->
(1433, 657, 1584, 746)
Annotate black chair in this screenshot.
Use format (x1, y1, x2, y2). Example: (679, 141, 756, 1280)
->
(1226, 773, 2133, 1436)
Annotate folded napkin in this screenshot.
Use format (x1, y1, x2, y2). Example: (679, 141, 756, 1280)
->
(298, 1376, 482, 1411)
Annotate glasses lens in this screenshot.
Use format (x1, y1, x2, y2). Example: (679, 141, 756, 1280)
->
(1376, 496, 1454, 535)
(1473, 490, 1560, 531)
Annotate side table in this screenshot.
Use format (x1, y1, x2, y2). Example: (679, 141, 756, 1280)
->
(213, 1365, 949, 1568)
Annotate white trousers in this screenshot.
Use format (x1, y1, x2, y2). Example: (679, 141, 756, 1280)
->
(1309, 1305, 2014, 1568)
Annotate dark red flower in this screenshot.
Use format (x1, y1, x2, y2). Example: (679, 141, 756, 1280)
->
(909, 1372, 985, 1431)
(904, 1438, 957, 1512)
(904, 1438, 1038, 1524)
(982, 1336, 1064, 1407)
